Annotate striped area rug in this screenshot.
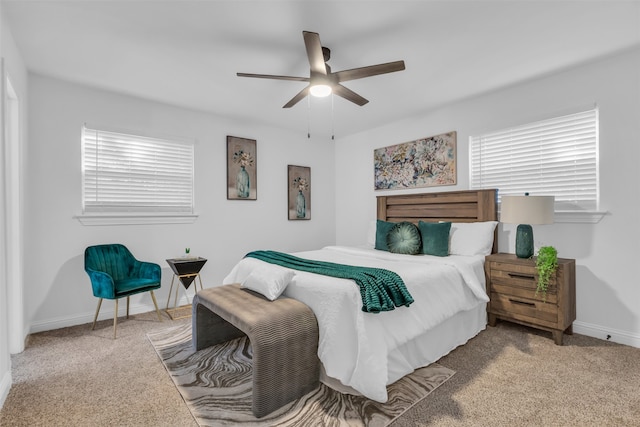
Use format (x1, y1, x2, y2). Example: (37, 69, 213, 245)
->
(148, 323, 454, 427)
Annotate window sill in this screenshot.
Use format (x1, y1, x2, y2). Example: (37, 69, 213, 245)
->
(554, 210, 607, 224)
(75, 213, 199, 226)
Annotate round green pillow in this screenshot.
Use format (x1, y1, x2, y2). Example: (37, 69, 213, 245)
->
(386, 222, 422, 255)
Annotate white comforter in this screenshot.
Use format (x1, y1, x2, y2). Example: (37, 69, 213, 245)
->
(222, 246, 489, 402)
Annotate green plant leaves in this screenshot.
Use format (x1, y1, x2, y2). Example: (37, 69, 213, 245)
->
(535, 246, 558, 301)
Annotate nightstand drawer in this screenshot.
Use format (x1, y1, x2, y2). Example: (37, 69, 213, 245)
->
(490, 282, 557, 304)
(490, 261, 538, 277)
(491, 292, 559, 326)
(489, 261, 558, 303)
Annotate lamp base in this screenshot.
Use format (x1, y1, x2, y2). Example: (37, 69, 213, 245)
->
(515, 224, 534, 258)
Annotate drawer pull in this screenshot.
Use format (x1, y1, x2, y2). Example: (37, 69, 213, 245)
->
(508, 272, 535, 280)
(509, 298, 536, 307)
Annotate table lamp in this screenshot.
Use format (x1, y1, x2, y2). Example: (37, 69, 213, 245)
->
(500, 194, 554, 258)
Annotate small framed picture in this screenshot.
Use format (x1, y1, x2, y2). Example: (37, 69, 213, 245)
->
(288, 165, 311, 220)
(227, 136, 257, 200)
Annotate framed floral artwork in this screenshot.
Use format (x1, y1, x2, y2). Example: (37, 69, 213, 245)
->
(288, 165, 311, 220)
(227, 136, 257, 200)
(374, 131, 457, 190)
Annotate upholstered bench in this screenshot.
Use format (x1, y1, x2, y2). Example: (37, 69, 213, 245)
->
(192, 283, 320, 418)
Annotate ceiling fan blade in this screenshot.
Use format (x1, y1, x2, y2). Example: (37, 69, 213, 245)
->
(303, 31, 327, 75)
(334, 60, 406, 83)
(283, 86, 310, 108)
(237, 72, 309, 82)
(332, 84, 369, 106)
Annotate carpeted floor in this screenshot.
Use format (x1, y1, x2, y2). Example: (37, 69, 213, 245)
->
(394, 323, 640, 427)
(1, 310, 639, 426)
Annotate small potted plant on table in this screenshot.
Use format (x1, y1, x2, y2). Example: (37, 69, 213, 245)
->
(535, 246, 558, 302)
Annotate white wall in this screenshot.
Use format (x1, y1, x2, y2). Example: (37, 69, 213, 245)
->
(1, 1, 30, 407)
(335, 48, 640, 347)
(25, 74, 336, 332)
(0, 2, 8, 409)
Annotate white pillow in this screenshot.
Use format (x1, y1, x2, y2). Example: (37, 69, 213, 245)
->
(240, 263, 295, 301)
(449, 221, 498, 256)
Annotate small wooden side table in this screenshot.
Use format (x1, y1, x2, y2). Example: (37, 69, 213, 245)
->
(485, 253, 576, 345)
(165, 257, 207, 320)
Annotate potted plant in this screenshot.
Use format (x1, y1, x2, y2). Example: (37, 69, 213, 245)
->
(535, 246, 558, 301)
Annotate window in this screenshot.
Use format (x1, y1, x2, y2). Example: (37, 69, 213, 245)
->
(81, 125, 195, 223)
(470, 108, 599, 214)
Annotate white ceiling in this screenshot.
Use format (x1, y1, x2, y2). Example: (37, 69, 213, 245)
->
(4, 1, 640, 138)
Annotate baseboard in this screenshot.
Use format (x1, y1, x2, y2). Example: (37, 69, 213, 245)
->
(27, 303, 640, 348)
(29, 296, 191, 334)
(0, 369, 11, 410)
(573, 321, 640, 348)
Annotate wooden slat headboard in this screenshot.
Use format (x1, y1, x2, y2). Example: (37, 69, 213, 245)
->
(377, 189, 498, 253)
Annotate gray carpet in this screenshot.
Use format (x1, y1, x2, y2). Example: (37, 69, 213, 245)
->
(147, 322, 454, 426)
(2, 309, 639, 426)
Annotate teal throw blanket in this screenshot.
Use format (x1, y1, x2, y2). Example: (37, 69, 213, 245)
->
(245, 250, 414, 313)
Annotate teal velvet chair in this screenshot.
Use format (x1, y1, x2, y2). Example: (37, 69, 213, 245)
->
(84, 244, 162, 338)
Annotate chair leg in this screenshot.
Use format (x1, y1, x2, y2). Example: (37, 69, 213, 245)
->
(126, 296, 130, 319)
(113, 298, 119, 339)
(150, 290, 162, 322)
(92, 298, 103, 330)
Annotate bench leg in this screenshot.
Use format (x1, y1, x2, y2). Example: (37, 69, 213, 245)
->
(251, 315, 319, 417)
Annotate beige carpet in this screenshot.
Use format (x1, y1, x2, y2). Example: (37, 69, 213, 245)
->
(393, 322, 640, 427)
(148, 323, 454, 426)
(1, 312, 196, 427)
(1, 309, 639, 426)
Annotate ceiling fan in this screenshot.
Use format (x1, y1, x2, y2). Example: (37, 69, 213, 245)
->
(237, 31, 406, 108)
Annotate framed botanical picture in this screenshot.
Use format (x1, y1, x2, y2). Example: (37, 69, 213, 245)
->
(288, 165, 311, 220)
(227, 136, 257, 200)
(374, 131, 457, 190)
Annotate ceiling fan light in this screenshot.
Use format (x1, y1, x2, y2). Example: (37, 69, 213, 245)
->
(309, 84, 332, 97)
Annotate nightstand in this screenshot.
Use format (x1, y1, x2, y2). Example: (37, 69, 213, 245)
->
(485, 253, 576, 345)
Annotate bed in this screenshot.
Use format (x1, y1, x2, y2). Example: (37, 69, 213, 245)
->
(222, 189, 498, 403)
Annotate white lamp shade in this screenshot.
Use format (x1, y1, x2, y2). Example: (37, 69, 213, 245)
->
(500, 195, 554, 225)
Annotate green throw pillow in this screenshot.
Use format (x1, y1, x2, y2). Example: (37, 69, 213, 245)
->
(386, 222, 422, 255)
(419, 221, 451, 257)
(375, 220, 396, 251)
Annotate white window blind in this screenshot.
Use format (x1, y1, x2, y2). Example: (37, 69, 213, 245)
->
(82, 125, 194, 214)
(470, 108, 598, 211)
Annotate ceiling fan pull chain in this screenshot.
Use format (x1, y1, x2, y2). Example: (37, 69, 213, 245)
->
(307, 95, 311, 139)
(331, 93, 335, 140)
